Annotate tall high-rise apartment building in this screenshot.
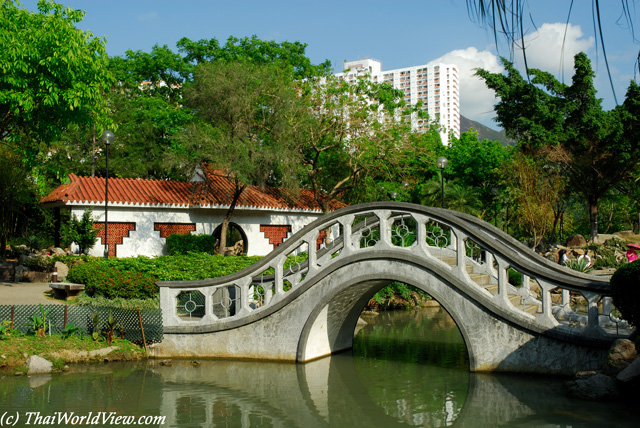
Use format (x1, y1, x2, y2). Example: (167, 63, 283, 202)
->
(336, 58, 460, 144)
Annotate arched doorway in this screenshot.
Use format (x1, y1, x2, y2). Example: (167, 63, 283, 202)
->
(212, 222, 248, 255)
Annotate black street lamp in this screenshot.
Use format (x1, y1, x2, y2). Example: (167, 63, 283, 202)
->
(101, 130, 115, 258)
(436, 156, 448, 208)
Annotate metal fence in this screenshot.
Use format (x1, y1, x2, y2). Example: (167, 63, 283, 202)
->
(0, 304, 163, 344)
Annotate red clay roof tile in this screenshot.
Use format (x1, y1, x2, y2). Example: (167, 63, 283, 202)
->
(40, 167, 345, 213)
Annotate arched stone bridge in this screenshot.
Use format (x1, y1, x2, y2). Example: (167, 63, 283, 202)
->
(153, 202, 634, 374)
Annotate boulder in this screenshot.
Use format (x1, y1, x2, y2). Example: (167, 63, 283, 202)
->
(566, 373, 620, 401)
(53, 261, 69, 281)
(614, 230, 637, 238)
(617, 358, 640, 383)
(0, 261, 14, 281)
(602, 339, 637, 376)
(566, 235, 587, 247)
(25, 355, 53, 375)
(14, 264, 30, 282)
(51, 247, 66, 255)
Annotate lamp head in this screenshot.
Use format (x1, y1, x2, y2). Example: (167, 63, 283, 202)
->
(436, 156, 448, 170)
(101, 130, 115, 145)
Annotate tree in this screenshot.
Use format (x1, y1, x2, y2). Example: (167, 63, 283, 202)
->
(445, 130, 510, 206)
(0, 147, 34, 253)
(0, 0, 113, 165)
(296, 74, 426, 213)
(476, 53, 640, 241)
(177, 35, 331, 79)
(502, 153, 566, 249)
(176, 61, 303, 253)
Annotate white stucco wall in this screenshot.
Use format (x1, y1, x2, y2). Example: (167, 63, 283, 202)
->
(68, 204, 325, 258)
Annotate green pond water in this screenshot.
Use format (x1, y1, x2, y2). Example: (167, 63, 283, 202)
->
(0, 307, 635, 427)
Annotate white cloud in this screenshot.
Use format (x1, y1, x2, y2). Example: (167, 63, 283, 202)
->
(428, 47, 503, 127)
(427, 24, 595, 128)
(517, 23, 594, 79)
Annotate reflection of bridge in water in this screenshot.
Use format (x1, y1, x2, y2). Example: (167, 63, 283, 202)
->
(153, 202, 634, 374)
(151, 358, 629, 428)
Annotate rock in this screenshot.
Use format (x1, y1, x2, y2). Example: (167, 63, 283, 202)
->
(617, 358, 640, 383)
(610, 339, 638, 361)
(53, 261, 69, 281)
(0, 261, 14, 281)
(52, 247, 66, 255)
(22, 271, 50, 283)
(602, 339, 637, 376)
(615, 230, 637, 238)
(18, 254, 32, 265)
(566, 235, 587, 247)
(566, 373, 620, 401)
(25, 355, 53, 375)
(14, 264, 30, 282)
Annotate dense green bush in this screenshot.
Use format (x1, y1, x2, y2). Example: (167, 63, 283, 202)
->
(166, 233, 217, 255)
(610, 261, 640, 328)
(68, 262, 158, 299)
(66, 253, 265, 300)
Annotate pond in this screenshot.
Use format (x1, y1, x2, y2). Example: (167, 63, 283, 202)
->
(0, 307, 634, 427)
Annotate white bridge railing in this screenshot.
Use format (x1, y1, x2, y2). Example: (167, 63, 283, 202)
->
(158, 202, 633, 339)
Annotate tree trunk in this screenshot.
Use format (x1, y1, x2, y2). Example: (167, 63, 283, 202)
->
(589, 200, 599, 242)
(215, 183, 246, 255)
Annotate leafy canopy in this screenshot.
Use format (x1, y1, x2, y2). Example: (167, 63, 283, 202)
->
(0, 0, 113, 164)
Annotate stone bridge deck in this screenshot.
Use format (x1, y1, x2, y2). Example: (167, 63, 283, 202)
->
(153, 202, 634, 374)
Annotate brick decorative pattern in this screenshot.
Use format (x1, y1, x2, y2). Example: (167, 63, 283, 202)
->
(260, 225, 292, 249)
(154, 223, 196, 238)
(94, 222, 136, 257)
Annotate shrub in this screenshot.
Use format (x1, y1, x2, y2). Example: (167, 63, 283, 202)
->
(68, 261, 158, 299)
(65, 208, 98, 254)
(166, 233, 217, 255)
(610, 261, 640, 328)
(23, 256, 54, 272)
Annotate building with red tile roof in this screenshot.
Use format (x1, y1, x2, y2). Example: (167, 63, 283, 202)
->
(41, 166, 345, 257)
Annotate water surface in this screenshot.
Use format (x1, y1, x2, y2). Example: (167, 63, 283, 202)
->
(0, 307, 634, 427)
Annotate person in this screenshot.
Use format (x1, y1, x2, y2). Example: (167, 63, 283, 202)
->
(626, 249, 638, 262)
(558, 249, 568, 265)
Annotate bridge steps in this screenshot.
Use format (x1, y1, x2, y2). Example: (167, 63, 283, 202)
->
(470, 275, 541, 315)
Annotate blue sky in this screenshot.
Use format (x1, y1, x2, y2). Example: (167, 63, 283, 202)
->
(20, 0, 640, 128)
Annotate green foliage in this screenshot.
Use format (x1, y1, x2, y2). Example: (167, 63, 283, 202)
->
(61, 322, 78, 339)
(68, 262, 158, 299)
(166, 233, 216, 255)
(19, 234, 45, 253)
(508, 269, 523, 286)
(66, 208, 98, 254)
(564, 258, 593, 273)
(610, 261, 640, 327)
(476, 53, 640, 241)
(25, 304, 53, 337)
(102, 312, 121, 345)
(23, 256, 54, 272)
(0, 320, 12, 340)
(371, 282, 431, 308)
(176, 35, 331, 79)
(0, 0, 113, 163)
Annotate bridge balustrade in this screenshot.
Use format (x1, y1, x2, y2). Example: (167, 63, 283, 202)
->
(158, 203, 631, 340)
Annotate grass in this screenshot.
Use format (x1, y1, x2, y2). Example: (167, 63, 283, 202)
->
(0, 333, 146, 372)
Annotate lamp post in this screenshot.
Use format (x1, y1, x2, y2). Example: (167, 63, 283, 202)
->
(436, 156, 448, 208)
(101, 130, 115, 258)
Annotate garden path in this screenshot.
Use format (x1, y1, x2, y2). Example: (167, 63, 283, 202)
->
(0, 282, 63, 306)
